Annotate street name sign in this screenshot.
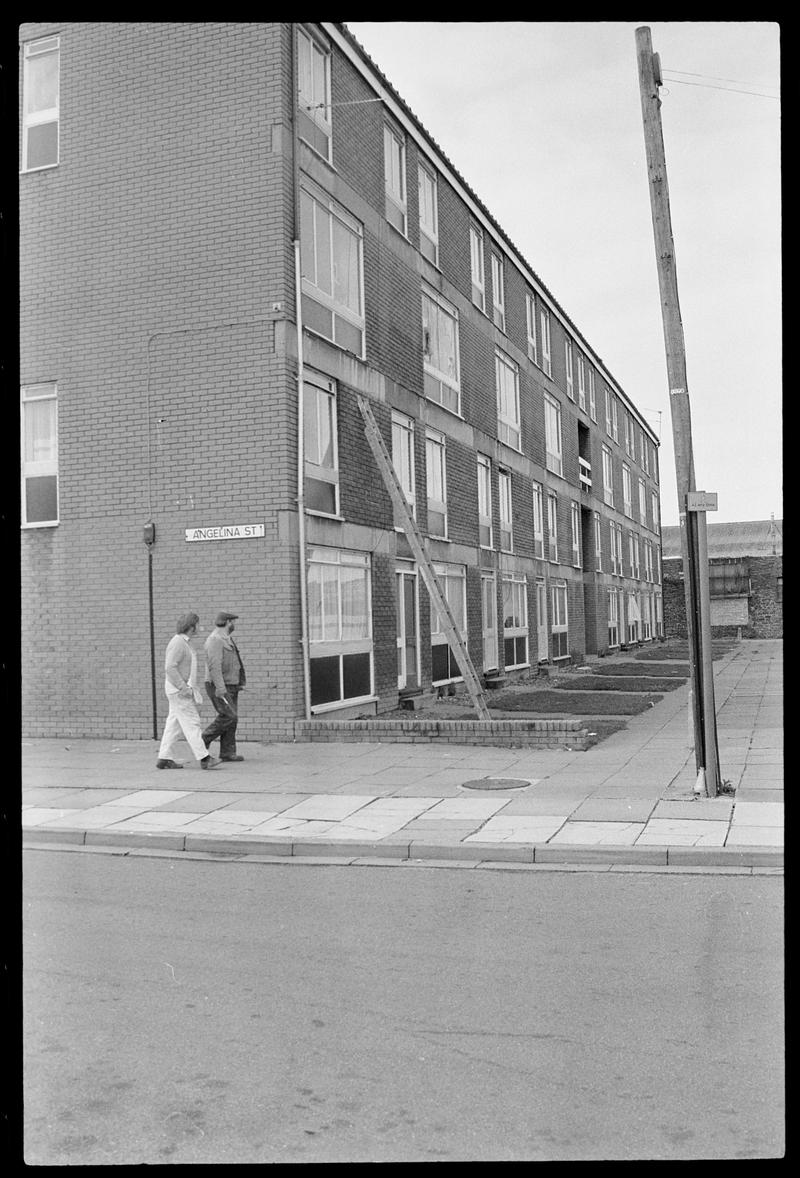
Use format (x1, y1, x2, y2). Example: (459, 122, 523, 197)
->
(686, 492, 718, 512)
(185, 523, 265, 541)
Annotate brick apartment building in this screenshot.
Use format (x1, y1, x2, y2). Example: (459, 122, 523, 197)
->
(662, 518, 782, 640)
(20, 22, 663, 741)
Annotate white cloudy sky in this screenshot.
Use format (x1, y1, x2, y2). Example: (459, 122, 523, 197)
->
(346, 20, 781, 528)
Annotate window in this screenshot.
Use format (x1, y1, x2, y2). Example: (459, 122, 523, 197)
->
(304, 373, 339, 516)
(605, 389, 613, 436)
(639, 477, 647, 524)
(622, 463, 632, 517)
(503, 575, 529, 669)
(425, 430, 447, 538)
(588, 368, 597, 421)
(602, 446, 614, 507)
(644, 539, 653, 583)
(577, 352, 586, 411)
(477, 455, 493, 548)
(624, 413, 633, 456)
(629, 531, 640, 579)
(544, 394, 563, 477)
(547, 492, 559, 563)
(565, 339, 575, 400)
(570, 501, 581, 567)
(651, 491, 660, 534)
(551, 581, 569, 659)
(608, 588, 619, 647)
(498, 469, 513, 552)
(610, 521, 623, 575)
(594, 512, 602, 572)
(491, 253, 506, 332)
(422, 285, 460, 413)
(642, 592, 653, 640)
(470, 223, 485, 311)
(655, 590, 664, 637)
(431, 562, 466, 683)
(391, 412, 416, 521)
(307, 547, 373, 709)
(652, 444, 659, 483)
(611, 397, 619, 443)
(627, 592, 641, 643)
(301, 182, 364, 356)
(526, 293, 538, 364)
(297, 26, 331, 160)
(532, 482, 544, 559)
(418, 160, 439, 264)
(22, 36, 59, 171)
(495, 350, 521, 450)
(384, 118, 407, 234)
(21, 382, 58, 525)
(539, 308, 552, 377)
(640, 428, 650, 473)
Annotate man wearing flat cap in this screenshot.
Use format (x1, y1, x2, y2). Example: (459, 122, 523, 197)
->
(201, 611, 247, 761)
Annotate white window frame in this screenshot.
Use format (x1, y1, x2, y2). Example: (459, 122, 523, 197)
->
(490, 252, 506, 332)
(470, 223, 486, 312)
(502, 574, 529, 670)
(431, 562, 467, 685)
(526, 293, 538, 364)
(570, 501, 581, 567)
(577, 352, 586, 411)
(425, 429, 448, 539)
(627, 591, 641, 644)
(418, 159, 439, 265)
(544, 393, 563, 477)
(605, 388, 613, 437)
(608, 587, 619, 648)
(384, 117, 407, 235)
(532, 481, 545, 559)
(611, 397, 619, 443)
(639, 477, 647, 524)
(296, 26, 332, 161)
(594, 512, 602, 572)
(614, 522, 624, 576)
(629, 531, 640, 580)
(652, 491, 660, 534)
(622, 463, 633, 517)
(602, 446, 614, 508)
(551, 580, 569, 660)
(391, 411, 416, 521)
(304, 372, 340, 517)
(498, 469, 513, 552)
(565, 339, 575, 400)
(300, 181, 365, 357)
(477, 454, 493, 549)
(22, 35, 60, 173)
(21, 381, 59, 527)
(307, 547, 373, 712)
(495, 350, 521, 450)
(539, 307, 552, 377)
(642, 591, 653, 640)
(547, 492, 559, 564)
(422, 284, 461, 414)
(588, 367, 597, 421)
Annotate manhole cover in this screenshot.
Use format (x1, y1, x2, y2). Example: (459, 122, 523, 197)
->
(462, 777, 531, 791)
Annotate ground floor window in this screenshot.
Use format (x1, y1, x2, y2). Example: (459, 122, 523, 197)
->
(655, 590, 664, 638)
(608, 588, 619, 647)
(642, 592, 652, 640)
(551, 580, 569, 660)
(627, 591, 641, 644)
(502, 573, 529, 669)
(431, 562, 466, 684)
(307, 547, 373, 709)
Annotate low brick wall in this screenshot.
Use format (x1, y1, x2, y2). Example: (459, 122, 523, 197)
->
(294, 718, 591, 749)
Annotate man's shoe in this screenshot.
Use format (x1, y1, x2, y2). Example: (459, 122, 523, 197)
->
(156, 759, 183, 769)
(200, 755, 220, 770)
(220, 755, 244, 762)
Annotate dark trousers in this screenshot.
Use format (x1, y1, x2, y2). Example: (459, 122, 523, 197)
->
(202, 683, 240, 758)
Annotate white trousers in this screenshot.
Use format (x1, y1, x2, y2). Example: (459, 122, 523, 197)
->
(158, 692, 207, 762)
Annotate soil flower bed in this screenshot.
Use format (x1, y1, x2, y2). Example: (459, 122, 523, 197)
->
(549, 675, 684, 693)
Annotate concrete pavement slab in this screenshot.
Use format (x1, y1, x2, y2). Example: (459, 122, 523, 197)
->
(652, 799, 735, 820)
(548, 822, 645, 846)
(731, 802, 783, 826)
(636, 820, 730, 847)
(279, 795, 376, 820)
(725, 826, 783, 847)
(22, 808, 83, 827)
(568, 799, 655, 822)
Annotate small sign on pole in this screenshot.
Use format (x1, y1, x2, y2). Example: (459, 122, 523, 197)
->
(686, 491, 718, 512)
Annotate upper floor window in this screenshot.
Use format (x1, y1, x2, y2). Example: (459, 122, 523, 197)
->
(570, 501, 581, 567)
(576, 352, 586, 411)
(391, 411, 416, 521)
(588, 367, 597, 421)
(622, 463, 633, 517)
(539, 307, 552, 377)
(639, 477, 647, 524)
(544, 393, 563, 477)
(495, 350, 520, 450)
(22, 36, 60, 172)
(547, 492, 559, 563)
(642, 430, 651, 474)
(303, 372, 339, 516)
(422, 285, 460, 414)
(491, 252, 506, 332)
(383, 118, 407, 235)
(602, 446, 614, 508)
(611, 396, 619, 443)
(300, 182, 364, 357)
(21, 382, 58, 526)
(565, 339, 575, 400)
(651, 490, 660, 534)
(629, 531, 640, 579)
(605, 388, 613, 437)
(418, 160, 439, 265)
(425, 429, 448, 538)
(624, 413, 633, 456)
(594, 511, 602, 572)
(526, 293, 538, 364)
(470, 223, 485, 312)
(477, 455, 493, 548)
(297, 26, 331, 161)
(498, 469, 513, 552)
(532, 481, 544, 559)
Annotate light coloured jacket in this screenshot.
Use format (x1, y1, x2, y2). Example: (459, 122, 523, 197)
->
(204, 628, 245, 692)
(163, 633, 202, 701)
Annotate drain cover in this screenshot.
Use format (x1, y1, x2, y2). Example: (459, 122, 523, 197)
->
(462, 777, 530, 791)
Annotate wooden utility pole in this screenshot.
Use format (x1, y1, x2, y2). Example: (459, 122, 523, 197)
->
(635, 25, 721, 796)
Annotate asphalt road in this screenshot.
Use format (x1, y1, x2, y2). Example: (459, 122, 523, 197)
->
(22, 850, 784, 1163)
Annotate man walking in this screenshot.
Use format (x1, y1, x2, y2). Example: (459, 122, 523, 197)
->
(202, 611, 247, 762)
(156, 613, 220, 770)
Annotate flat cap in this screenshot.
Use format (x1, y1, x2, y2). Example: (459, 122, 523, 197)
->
(215, 611, 239, 626)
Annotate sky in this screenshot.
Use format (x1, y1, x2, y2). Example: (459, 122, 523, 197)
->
(345, 21, 782, 528)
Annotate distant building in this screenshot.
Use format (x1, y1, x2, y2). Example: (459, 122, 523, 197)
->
(662, 518, 782, 639)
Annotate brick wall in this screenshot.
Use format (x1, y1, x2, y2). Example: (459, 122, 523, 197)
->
(662, 556, 783, 639)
